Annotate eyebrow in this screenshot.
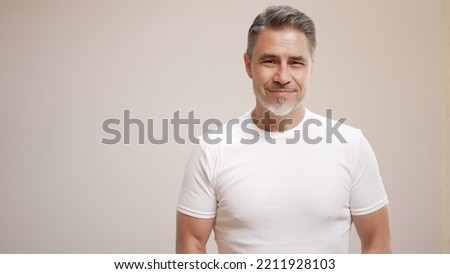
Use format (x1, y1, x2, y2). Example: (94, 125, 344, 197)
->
(258, 53, 278, 60)
(258, 53, 308, 63)
(290, 56, 308, 63)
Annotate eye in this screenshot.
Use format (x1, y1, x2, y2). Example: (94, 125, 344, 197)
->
(262, 59, 277, 66)
(291, 61, 305, 68)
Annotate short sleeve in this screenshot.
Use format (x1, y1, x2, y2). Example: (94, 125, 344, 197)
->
(349, 131, 388, 216)
(177, 143, 217, 219)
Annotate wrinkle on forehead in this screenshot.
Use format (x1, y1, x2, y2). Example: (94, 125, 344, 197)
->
(253, 28, 311, 60)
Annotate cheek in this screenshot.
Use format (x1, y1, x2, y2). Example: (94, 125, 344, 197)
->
(254, 68, 274, 85)
(292, 71, 310, 87)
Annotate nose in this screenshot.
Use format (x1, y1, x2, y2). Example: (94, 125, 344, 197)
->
(273, 64, 291, 85)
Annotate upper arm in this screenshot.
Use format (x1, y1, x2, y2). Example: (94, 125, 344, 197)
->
(176, 211, 215, 254)
(352, 205, 392, 253)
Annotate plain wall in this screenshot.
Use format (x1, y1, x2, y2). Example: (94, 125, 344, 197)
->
(443, 0, 450, 253)
(0, 0, 445, 253)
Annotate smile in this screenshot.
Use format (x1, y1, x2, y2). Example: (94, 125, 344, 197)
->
(267, 89, 295, 96)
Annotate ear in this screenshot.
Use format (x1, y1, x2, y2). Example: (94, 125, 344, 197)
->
(243, 52, 253, 79)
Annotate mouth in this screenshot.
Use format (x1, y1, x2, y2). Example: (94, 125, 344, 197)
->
(267, 88, 295, 96)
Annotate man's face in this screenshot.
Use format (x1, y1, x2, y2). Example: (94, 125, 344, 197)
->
(244, 28, 312, 117)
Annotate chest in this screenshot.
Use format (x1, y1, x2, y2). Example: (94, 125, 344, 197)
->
(214, 143, 352, 224)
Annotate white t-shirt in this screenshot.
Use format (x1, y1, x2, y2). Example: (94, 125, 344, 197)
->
(177, 108, 388, 253)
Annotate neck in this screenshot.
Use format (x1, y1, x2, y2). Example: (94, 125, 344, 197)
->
(251, 105, 305, 132)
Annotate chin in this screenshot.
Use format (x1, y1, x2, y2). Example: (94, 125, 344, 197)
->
(270, 100, 306, 117)
(265, 104, 296, 117)
(256, 94, 302, 117)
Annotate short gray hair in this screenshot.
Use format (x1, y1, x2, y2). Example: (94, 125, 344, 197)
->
(246, 5, 317, 59)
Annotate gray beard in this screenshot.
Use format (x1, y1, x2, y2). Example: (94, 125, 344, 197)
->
(259, 96, 296, 117)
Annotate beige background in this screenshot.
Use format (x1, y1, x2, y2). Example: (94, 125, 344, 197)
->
(0, 0, 448, 253)
(443, 0, 450, 253)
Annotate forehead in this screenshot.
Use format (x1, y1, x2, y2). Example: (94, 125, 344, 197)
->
(252, 28, 310, 58)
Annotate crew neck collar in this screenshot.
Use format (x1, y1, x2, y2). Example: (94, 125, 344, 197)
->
(243, 107, 311, 139)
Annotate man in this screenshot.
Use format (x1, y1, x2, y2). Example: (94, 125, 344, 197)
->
(176, 5, 392, 253)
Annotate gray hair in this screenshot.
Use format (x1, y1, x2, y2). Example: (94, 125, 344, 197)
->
(246, 5, 317, 59)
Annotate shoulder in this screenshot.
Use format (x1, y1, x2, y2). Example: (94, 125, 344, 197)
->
(305, 109, 364, 145)
(197, 111, 251, 147)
